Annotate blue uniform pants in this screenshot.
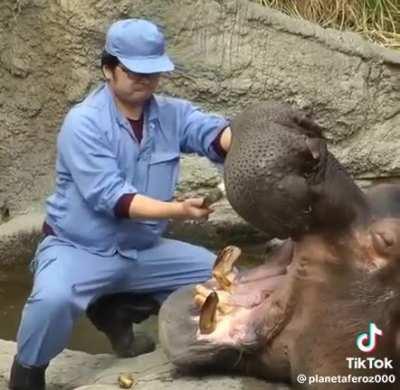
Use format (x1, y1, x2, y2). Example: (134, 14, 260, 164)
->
(16, 236, 215, 366)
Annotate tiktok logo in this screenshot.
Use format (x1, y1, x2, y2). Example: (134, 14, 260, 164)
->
(356, 323, 383, 353)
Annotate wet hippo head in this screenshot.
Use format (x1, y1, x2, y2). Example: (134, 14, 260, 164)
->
(224, 102, 369, 239)
(159, 218, 400, 388)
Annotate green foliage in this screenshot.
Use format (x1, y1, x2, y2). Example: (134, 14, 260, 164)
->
(255, 0, 400, 49)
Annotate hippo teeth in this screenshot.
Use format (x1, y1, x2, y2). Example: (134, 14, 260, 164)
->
(212, 246, 242, 291)
(199, 291, 219, 334)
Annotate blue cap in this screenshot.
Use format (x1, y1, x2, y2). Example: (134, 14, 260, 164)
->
(105, 19, 174, 74)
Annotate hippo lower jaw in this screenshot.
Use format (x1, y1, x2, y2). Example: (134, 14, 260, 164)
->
(159, 241, 295, 368)
(196, 240, 295, 344)
(194, 289, 284, 348)
(159, 224, 400, 371)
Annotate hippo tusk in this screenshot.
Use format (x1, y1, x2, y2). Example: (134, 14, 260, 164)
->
(194, 285, 235, 315)
(199, 291, 219, 334)
(194, 293, 233, 315)
(212, 246, 242, 291)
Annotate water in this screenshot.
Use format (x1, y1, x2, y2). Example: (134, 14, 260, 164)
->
(0, 263, 118, 354)
(0, 242, 269, 355)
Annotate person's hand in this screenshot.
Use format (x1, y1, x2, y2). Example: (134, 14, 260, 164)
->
(179, 197, 214, 220)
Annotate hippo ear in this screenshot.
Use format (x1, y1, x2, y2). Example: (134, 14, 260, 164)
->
(304, 137, 327, 162)
(292, 112, 326, 139)
(305, 138, 326, 160)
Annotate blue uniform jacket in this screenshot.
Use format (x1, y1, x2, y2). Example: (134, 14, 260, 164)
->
(45, 83, 228, 258)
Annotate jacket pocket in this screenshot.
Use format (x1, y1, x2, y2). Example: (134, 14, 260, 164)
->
(146, 152, 180, 201)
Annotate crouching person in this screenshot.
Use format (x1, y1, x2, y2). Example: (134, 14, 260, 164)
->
(9, 18, 231, 390)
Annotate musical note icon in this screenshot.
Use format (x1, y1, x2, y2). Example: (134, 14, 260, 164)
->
(356, 323, 383, 353)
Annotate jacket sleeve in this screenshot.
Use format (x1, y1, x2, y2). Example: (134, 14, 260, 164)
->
(57, 108, 138, 216)
(179, 101, 230, 163)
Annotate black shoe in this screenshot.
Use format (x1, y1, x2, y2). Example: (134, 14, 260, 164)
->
(87, 292, 159, 358)
(9, 357, 47, 390)
(108, 329, 156, 358)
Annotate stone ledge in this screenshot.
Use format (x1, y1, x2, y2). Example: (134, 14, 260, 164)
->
(0, 200, 267, 265)
(167, 198, 270, 248)
(0, 339, 290, 390)
(241, 0, 400, 65)
(0, 212, 43, 266)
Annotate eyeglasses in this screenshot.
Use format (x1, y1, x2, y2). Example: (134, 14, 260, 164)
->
(118, 64, 161, 79)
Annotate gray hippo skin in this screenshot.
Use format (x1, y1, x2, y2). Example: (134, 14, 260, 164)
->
(159, 102, 400, 389)
(224, 102, 369, 239)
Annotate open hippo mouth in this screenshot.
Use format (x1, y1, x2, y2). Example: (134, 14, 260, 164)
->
(159, 240, 295, 368)
(159, 216, 400, 373)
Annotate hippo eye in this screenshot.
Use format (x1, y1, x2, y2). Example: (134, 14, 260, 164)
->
(381, 233, 394, 247)
(372, 231, 395, 256)
(303, 205, 312, 215)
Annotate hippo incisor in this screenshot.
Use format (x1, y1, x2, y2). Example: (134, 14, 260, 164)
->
(159, 102, 400, 389)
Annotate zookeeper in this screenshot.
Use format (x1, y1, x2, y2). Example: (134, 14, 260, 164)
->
(9, 18, 231, 390)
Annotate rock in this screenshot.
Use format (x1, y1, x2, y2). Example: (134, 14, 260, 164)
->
(167, 198, 270, 248)
(176, 156, 222, 194)
(0, 340, 290, 390)
(0, 201, 268, 265)
(0, 212, 43, 265)
(74, 386, 115, 390)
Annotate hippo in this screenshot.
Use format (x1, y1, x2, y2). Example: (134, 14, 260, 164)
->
(159, 102, 400, 389)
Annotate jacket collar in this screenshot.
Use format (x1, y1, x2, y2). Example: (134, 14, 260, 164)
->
(104, 82, 159, 124)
